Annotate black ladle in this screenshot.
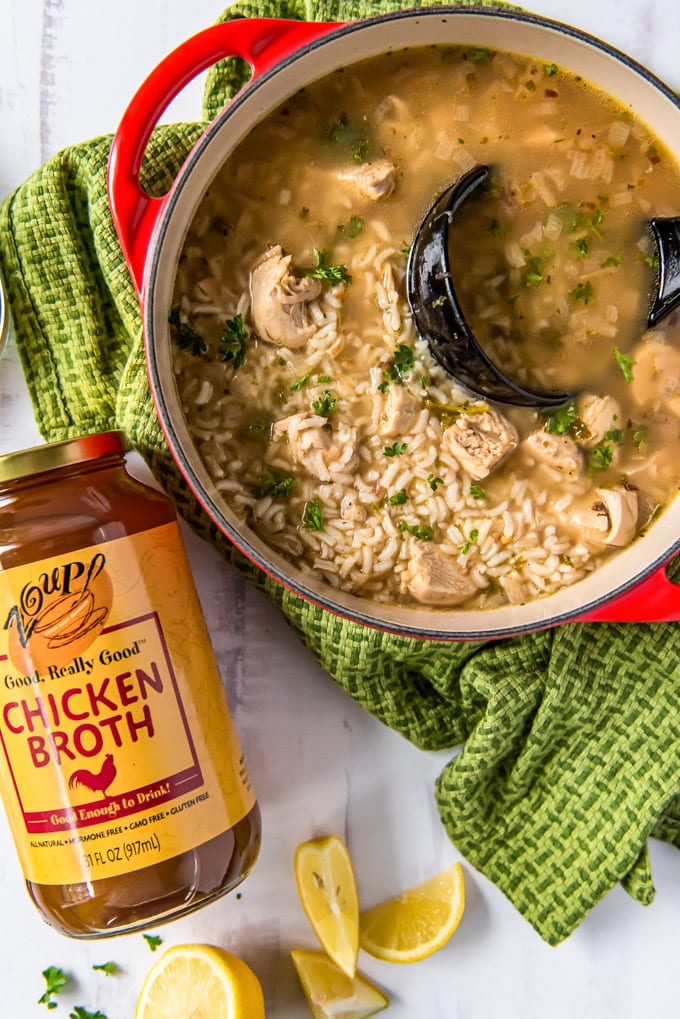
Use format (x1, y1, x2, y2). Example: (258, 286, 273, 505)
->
(406, 164, 680, 408)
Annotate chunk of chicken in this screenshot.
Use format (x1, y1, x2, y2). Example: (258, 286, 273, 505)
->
(566, 486, 638, 547)
(338, 159, 396, 201)
(630, 338, 680, 415)
(443, 408, 518, 480)
(577, 393, 621, 449)
(401, 542, 480, 606)
(380, 387, 420, 437)
(523, 430, 583, 478)
(250, 245, 321, 349)
(273, 413, 357, 482)
(340, 491, 366, 523)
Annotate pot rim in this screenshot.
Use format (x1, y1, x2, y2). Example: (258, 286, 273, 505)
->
(142, 5, 680, 639)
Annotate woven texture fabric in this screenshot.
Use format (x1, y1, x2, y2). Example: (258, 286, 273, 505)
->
(1, 0, 680, 946)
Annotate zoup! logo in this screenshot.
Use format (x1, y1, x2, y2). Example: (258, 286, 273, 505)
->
(4, 552, 113, 674)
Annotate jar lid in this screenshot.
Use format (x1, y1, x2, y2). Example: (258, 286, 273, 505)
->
(0, 430, 129, 483)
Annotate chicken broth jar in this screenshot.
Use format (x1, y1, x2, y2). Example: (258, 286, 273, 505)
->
(0, 430, 261, 937)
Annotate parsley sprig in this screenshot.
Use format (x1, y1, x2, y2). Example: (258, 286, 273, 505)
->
(614, 347, 635, 382)
(251, 469, 295, 499)
(302, 499, 324, 531)
(312, 390, 337, 417)
(383, 442, 408, 457)
(219, 313, 249, 369)
(168, 306, 206, 356)
(300, 249, 352, 285)
(38, 966, 67, 1010)
(69, 1008, 108, 1019)
(398, 520, 434, 541)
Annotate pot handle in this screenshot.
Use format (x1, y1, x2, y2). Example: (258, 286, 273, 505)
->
(107, 17, 340, 295)
(575, 558, 680, 623)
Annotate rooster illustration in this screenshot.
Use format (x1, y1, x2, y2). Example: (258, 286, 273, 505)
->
(68, 753, 117, 799)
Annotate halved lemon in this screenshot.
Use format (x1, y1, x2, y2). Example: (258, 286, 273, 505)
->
(292, 949, 389, 1019)
(294, 835, 360, 978)
(359, 862, 465, 964)
(134, 944, 265, 1019)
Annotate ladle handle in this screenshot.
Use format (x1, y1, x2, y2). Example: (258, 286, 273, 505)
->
(648, 217, 680, 327)
(576, 558, 680, 623)
(107, 17, 340, 296)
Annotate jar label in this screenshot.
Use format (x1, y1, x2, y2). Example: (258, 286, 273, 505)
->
(0, 522, 256, 884)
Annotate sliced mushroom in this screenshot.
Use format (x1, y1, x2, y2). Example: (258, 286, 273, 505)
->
(250, 245, 321, 349)
(443, 408, 518, 480)
(523, 430, 583, 478)
(338, 159, 397, 201)
(577, 393, 621, 449)
(273, 413, 357, 482)
(566, 485, 638, 547)
(380, 387, 420, 437)
(401, 542, 480, 606)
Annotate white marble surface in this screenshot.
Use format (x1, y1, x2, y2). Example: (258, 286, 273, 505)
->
(2, 1, 680, 1016)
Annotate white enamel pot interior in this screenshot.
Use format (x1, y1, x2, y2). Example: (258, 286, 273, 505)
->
(123, 6, 680, 639)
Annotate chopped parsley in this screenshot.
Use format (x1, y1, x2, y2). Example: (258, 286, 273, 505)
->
(324, 113, 371, 162)
(488, 218, 506, 236)
(302, 498, 324, 531)
(466, 46, 494, 64)
(38, 966, 67, 1009)
(377, 381, 390, 394)
(570, 280, 593, 303)
(92, 962, 118, 977)
(388, 489, 408, 505)
(299, 206, 310, 220)
(541, 401, 582, 437)
(642, 252, 660, 270)
(462, 528, 479, 555)
(312, 390, 336, 417)
(423, 399, 488, 429)
(219, 313, 248, 368)
(346, 215, 365, 238)
(614, 347, 635, 382)
(317, 374, 332, 383)
(428, 474, 445, 491)
(602, 254, 623, 267)
(632, 424, 648, 451)
(398, 520, 434, 541)
(168, 306, 206, 356)
(251, 470, 295, 499)
(588, 443, 614, 472)
(470, 483, 486, 500)
(300, 249, 352, 285)
(383, 442, 408, 457)
(521, 249, 551, 287)
(574, 236, 590, 259)
(385, 343, 414, 384)
(544, 62, 559, 76)
(69, 1009, 108, 1019)
(291, 373, 311, 391)
(143, 934, 163, 952)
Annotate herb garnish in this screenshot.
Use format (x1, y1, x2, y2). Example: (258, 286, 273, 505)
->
(574, 236, 590, 259)
(470, 483, 486, 500)
(345, 215, 365, 238)
(252, 470, 295, 499)
(302, 499, 324, 531)
(168, 306, 206, 356)
(521, 250, 551, 287)
(632, 424, 648, 451)
(588, 443, 614, 472)
(38, 966, 67, 1009)
(383, 343, 415, 385)
(219, 313, 249, 368)
(423, 399, 488, 429)
(291, 373, 311, 391)
(92, 962, 118, 976)
(428, 474, 445, 491)
(398, 520, 434, 541)
(614, 347, 635, 382)
(488, 218, 506, 236)
(462, 528, 479, 555)
(300, 249, 352, 285)
(143, 934, 163, 952)
(383, 442, 408, 457)
(312, 390, 337, 417)
(466, 47, 494, 64)
(542, 402, 588, 440)
(324, 113, 371, 162)
(602, 254, 623, 267)
(570, 280, 593, 303)
(544, 62, 558, 76)
(69, 1009, 108, 1019)
(388, 489, 408, 505)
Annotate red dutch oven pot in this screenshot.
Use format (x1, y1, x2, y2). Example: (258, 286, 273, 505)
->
(107, 8, 680, 640)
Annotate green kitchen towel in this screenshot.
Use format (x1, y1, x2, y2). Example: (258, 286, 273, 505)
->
(1, 0, 680, 946)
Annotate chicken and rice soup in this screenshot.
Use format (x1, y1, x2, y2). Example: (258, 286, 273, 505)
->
(170, 44, 680, 610)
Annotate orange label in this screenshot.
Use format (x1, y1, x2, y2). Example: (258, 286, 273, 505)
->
(0, 523, 255, 885)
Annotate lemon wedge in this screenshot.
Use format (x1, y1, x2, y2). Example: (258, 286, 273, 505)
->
(359, 861, 465, 964)
(134, 943, 265, 1019)
(292, 949, 389, 1019)
(294, 835, 360, 978)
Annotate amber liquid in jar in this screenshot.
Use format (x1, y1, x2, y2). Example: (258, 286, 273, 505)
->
(0, 432, 260, 937)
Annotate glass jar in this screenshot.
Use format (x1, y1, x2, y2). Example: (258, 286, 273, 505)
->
(0, 430, 260, 937)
